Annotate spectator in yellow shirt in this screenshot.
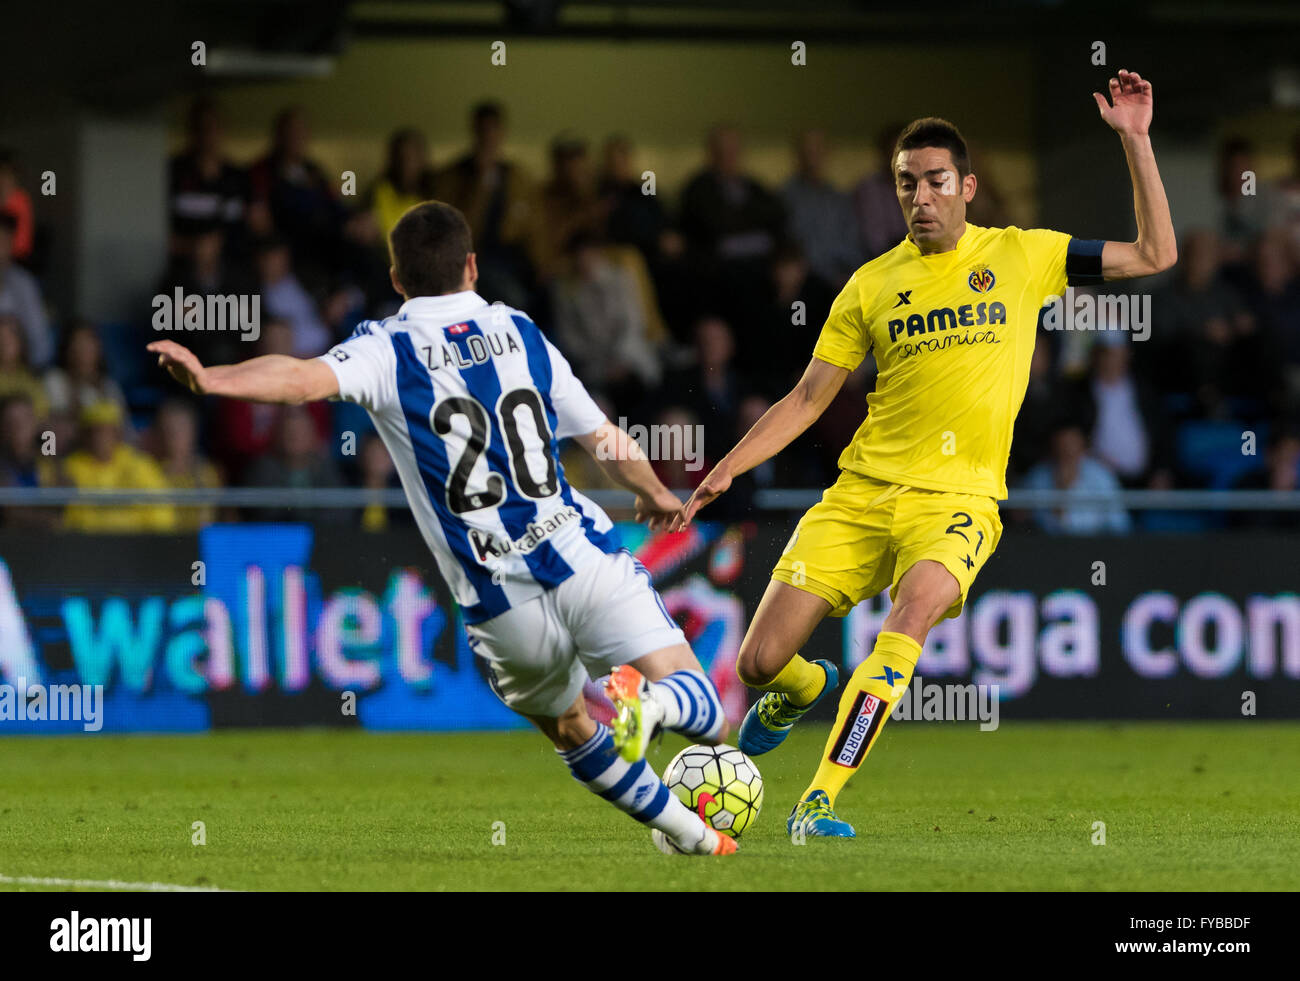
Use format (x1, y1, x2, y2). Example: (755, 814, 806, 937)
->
(149, 398, 222, 531)
(368, 128, 434, 241)
(0, 313, 49, 419)
(62, 401, 177, 532)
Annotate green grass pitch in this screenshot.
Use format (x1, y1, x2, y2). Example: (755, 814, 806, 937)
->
(1, 722, 1296, 891)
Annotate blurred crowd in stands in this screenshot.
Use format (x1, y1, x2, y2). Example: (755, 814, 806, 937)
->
(3, 97, 1300, 533)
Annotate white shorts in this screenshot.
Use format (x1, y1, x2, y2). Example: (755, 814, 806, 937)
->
(465, 549, 687, 717)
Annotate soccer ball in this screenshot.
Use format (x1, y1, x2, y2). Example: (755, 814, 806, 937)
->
(658, 743, 763, 846)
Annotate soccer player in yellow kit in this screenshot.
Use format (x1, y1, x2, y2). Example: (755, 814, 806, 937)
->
(671, 69, 1177, 838)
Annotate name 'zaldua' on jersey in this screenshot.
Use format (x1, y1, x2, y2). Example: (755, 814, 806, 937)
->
(813, 222, 1106, 499)
(319, 292, 618, 624)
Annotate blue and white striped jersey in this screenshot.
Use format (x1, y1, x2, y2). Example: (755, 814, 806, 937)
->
(319, 291, 621, 624)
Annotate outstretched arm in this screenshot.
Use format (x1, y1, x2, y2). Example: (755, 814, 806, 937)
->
(148, 339, 339, 404)
(1093, 69, 1178, 280)
(669, 356, 849, 531)
(573, 421, 683, 531)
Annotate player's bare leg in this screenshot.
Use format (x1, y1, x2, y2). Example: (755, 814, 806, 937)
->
(524, 695, 599, 751)
(735, 579, 831, 684)
(792, 559, 959, 839)
(879, 558, 960, 644)
(525, 694, 736, 855)
(734, 580, 841, 756)
(606, 642, 730, 763)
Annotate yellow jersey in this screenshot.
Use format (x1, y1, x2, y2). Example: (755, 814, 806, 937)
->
(813, 222, 1104, 499)
(371, 179, 425, 241)
(63, 445, 177, 533)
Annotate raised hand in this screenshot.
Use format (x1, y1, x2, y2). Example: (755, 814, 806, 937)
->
(668, 466, 732, 533)
(147, 340, 208, 395)
(1093, 69, 1153, 137)
(635, 488, 686, 532)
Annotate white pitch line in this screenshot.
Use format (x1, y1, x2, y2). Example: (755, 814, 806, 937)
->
(0, 872, 225, 893)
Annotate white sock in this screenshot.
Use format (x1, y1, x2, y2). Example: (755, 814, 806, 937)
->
(559, 724, 707, 847)
(650, 670, 726, 742)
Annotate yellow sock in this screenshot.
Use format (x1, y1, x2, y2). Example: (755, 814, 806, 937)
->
(751, 654, 826, 707)
(803, 631, 921, 805)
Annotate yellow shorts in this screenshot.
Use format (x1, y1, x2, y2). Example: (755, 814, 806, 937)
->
(772, 470, 1003, 620)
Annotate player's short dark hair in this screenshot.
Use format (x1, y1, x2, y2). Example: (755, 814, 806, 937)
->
(894, 117, 971, 178)
(389, 201, 473, 297)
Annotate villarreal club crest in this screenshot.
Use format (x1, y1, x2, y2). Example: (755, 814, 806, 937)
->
(968, 264, 996, 293)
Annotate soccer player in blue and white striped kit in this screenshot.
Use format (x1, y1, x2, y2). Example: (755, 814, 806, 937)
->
(148, 201, 735, 856)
